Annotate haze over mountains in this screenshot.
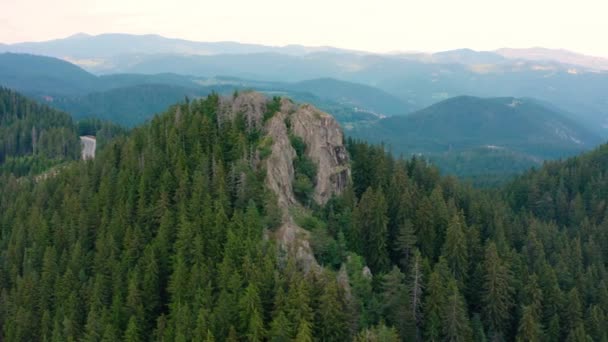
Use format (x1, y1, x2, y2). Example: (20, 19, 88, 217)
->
(352, 96, 602, 180)
(1, 33, 608, 180)
(4, 33, 607, 135)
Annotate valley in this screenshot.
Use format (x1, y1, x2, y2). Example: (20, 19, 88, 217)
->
(2, 45, 607, 181)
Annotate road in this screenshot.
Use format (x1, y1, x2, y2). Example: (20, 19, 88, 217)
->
(80, 136, 96, 160)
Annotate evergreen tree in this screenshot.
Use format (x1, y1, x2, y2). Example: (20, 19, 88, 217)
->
(442, 279, 472, 341)
(482, 242, 513, 336)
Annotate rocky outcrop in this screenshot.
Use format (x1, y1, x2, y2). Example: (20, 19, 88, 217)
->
(264, 111, 297, 212)
(263, 99, 350, 211)
(231, 92, 351, 273)
(291, 104, 350, 205)
(265, 109, 319, 273)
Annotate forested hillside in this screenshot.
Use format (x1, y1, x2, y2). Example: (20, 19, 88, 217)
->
(351, 96, 602, 183)
(0, 87, 80, 175)
(1, 92, 607, 341)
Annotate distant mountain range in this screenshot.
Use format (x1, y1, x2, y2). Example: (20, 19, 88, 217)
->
(0, 53, 409, 126)
(1, 46, 606, 180)
(351, 96, 602, 179)
(4, 33, 606, 134)
(3, 33, 608, 70)
(495, 47, 608, 71)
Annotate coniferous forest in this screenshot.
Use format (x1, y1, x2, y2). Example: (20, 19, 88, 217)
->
(1, 90, 608, 342)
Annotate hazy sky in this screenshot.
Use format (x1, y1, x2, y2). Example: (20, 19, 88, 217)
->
(2, 0, 608, 56)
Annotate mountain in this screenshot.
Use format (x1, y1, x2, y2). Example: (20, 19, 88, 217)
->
(62, 50, 608, 134)
(0, 33, 355, 73)
(431, 48, 506, 65)
(287, 78, 412, 116)
(0, 53, 101, 94)
(3, 91, 608, 340)
(5, 37, 608, 134)
(50, 84, 209, 127)
(351, 96, 603, 179)
(0, 53, 409, 126)
(496, 47, 608, 71)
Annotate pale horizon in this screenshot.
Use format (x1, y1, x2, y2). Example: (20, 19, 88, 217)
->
(4, 31, 608, 59)
(3, 0, 608, 58)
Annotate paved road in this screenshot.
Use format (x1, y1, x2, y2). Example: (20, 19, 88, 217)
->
(80, 136, 96, 160)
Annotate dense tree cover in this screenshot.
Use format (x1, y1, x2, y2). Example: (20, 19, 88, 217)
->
(351, 96, 602, 184)
(2, 92, 608, 341)
(332, 139, 608, 341)
(0, 88, 125, 177)
(0, 87, 80, 167)
(76, 117, 127, 150)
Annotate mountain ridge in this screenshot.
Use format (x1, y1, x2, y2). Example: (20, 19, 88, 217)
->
(351, 95, 603, 179)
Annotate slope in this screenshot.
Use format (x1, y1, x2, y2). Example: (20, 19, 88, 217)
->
(0, 53, 101, 95)
(3, 92, 608, 341)
(287, 77, 412, 116)
(0, 53, 408, 127)
(0, 87, 80, 175)
(351, 96, 603, 179)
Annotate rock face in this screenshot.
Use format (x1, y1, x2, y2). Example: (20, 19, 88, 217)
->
(264, 111, 297, 212)
(291, 104, 351, 205)
(222, 91, 351, 272)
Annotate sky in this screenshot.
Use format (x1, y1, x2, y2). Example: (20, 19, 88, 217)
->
(2, 0, 608, 57)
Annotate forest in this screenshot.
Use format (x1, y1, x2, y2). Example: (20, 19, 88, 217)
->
(0, 87, 124, 176)
(1, 91, 608, 341)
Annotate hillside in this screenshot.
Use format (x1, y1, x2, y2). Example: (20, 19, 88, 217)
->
(351, 96, 602, 179)
(287, 77, 412, 116)
(496, 47, 608, 71)
(0, 33, 353, 68)
(0, 53, 408, 127)
(51, 84, 219, 127)
(3, 92, 608, 340)
(5, 36, 608, 133)
(0, 53, 101, 95)
(0, 87, 80, 175)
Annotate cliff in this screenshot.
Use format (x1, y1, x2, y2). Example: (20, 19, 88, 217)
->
(222, 91, 351, 271)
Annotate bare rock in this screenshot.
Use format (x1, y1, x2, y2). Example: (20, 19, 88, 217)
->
(337, 264, 353, 302)
(276, 221, 320, 274)
(262, 95, 351, 274)
(264, 111, 297, 213)
(362, 266, 373, 279)
(290, 104, 351, 205)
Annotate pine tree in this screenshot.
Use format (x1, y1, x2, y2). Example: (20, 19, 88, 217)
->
(294, 319, 313, 342)
(239, 283, 265, 341)
(442, 279, 472, 341)
(381, 266, 410, 337)
(316, 278, 348, 341)
(353, 187, 389, 272)
(516, 305, 543, 342)
(124, 316, 141, 342)
(482, 242, 513, 335)
(393, 219, 416, 270)
(424, 269, 446, 341)
(442, 212, 469, 284)
(268, 311, 291, 342)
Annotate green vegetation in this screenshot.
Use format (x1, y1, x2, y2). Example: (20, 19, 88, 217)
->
(290, 134, 317, 205)
(2, 91, 608, 341)
(0, 87, 80, 175)
(351, 96, 602, 182)
(263, 95, 282, 122)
